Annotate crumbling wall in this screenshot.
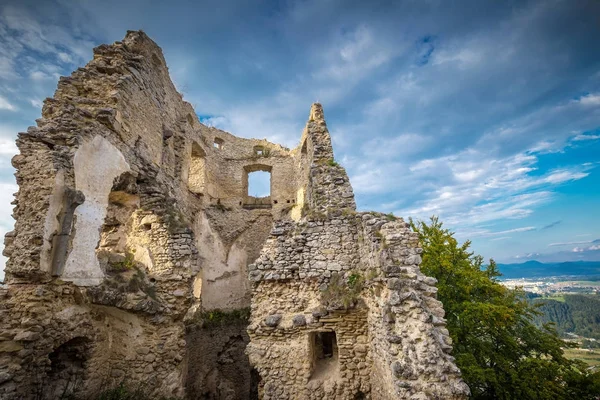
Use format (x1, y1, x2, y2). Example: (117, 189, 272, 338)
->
(246, 105, 469, 399)
(0, 30, 301, 399)
(0, 30, 468, 400)
(186, 321, 256, 400)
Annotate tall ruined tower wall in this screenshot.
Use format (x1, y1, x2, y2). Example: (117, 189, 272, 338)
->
(0, 31, 468, 400)
(246, 107, 469, 400)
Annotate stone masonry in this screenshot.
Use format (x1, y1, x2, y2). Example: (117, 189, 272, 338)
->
(0, 31, 469, 399)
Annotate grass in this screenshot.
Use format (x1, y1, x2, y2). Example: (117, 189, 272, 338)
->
(195, 307, 251, 328)
(541, 294, 566, 302)
(326, 158, 339, 167)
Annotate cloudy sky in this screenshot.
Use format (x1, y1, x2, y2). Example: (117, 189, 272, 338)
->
(0, 0, 599, 280)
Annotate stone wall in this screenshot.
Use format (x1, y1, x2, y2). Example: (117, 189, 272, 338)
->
(0, 30, 308, 399)
(246, 213, 469, 399)
(245, 116, 469, 398)
(0, 30, 468, 400)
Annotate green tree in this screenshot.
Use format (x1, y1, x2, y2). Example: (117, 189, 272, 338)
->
(410, 216, 600, 399)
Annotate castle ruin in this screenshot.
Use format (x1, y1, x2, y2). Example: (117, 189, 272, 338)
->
(0, 31, 469, 400)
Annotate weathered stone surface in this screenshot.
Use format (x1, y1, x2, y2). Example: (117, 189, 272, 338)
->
(0, 30, 467, 400)
(264, 314, 282, 327)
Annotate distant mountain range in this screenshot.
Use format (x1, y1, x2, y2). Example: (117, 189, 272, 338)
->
(497, 260, 600, 279)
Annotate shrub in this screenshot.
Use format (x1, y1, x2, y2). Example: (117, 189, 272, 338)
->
(321, 272, 364, 309)
(196, 307, 251, 328)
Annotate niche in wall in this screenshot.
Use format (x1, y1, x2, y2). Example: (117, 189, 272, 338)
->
(47, 337, 93, 398)
(188, 141, 206, 194)
(213, 137, 224, 149)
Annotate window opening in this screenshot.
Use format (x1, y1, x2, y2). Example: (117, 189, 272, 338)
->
(213, 137, 224, 149)
(188, 142, 206, 194)
(248, 171, 270, 197)
(243, 165, 272, 209)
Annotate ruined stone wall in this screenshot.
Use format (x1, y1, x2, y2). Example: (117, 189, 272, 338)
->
(0, 31, 309, 399)
(246, 105, 469, 399)
(246, 213, 469, 399)
(0, 30, 468, 400)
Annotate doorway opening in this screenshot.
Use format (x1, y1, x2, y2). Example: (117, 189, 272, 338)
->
(310, 331, 339, 380)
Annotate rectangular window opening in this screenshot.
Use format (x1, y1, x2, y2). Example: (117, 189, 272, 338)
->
(243, 166, 272, 209)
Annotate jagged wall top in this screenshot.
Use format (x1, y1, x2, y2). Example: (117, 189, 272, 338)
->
(2, 30, 355, 285)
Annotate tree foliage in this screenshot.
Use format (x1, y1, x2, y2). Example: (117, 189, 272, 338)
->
(410, 216, 600, 399)
(530, 294, 600, 340)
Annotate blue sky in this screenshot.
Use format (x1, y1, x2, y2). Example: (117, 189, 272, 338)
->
(0, 0, 599, 280)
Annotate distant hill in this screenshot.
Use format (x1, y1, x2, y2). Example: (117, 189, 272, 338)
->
(496, 260, 600, 279)
(530, 294, 600, 341)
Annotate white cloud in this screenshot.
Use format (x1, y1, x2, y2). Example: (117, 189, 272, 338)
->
(0, 138, 17, 156)
(549, 240, 593, 247)
(477, 227, 535, 237)
(576, 93, 600, 106)
(389, 144, 591, 227)
(315, 25, 404, 83)
(572, 133, 600, 141)
(432, 47, 483, 68)
(515, 252, 540, 259)
(29, 71, 49, 80)
(0, 95, 16, 111)
(57, 52, 73, 63)
(29, 99, 43, 108)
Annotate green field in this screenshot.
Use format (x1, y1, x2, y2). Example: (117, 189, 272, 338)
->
(541, 294, 566, 302)
(564, 348, 600, 370)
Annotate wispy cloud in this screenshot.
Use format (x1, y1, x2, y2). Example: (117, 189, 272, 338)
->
(573, 133, 600, 141)
(0, 0, 599, 278)
(542, 220, 562, 230)
(549, 240, 595, 247)
(0, 95, 16, 111)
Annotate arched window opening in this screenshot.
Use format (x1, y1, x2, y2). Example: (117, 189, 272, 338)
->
(188, 141, 206, 194)
(213, 137, 224, 149)
(254, 146, 264, 156)
(243, 165, 272, 209)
